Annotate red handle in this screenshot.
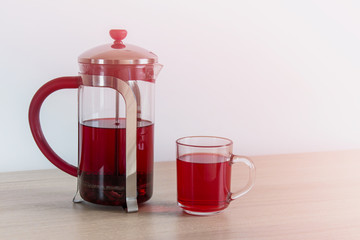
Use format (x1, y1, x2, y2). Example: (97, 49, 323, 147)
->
(29, 76, 82, 177)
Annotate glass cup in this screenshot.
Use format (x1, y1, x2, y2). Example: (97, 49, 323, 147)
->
(176, 136, 256, 216)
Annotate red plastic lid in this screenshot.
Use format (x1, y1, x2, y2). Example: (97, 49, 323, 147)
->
(78, 29, 158, 65)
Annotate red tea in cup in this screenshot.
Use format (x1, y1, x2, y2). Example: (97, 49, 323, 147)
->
(177, 153, 231, 213)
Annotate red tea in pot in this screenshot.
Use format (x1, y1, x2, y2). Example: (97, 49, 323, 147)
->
(79, 118, 153, 206)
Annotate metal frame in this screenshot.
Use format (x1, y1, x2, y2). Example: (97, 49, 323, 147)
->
(81, 74, 138, 212)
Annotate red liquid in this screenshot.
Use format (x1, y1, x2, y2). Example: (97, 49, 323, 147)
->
(79, 118, 153, 206)
(177, 153, 232, 213)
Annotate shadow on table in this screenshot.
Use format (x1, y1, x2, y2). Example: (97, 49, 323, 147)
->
(71, 200, 185, 217)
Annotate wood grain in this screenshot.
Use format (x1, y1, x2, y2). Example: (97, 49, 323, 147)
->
(1, 150, 360, 240)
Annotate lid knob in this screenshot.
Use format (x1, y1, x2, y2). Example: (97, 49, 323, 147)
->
(110, 29, 127, 49)
(110, 29, 127, 43)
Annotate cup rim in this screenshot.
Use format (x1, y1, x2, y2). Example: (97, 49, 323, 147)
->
(176, 136, 233, 148)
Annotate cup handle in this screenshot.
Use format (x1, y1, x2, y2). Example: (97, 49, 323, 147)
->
(230, 155, 256, 200)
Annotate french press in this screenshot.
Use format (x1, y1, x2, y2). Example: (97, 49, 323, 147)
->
(29, 29, 162, 212)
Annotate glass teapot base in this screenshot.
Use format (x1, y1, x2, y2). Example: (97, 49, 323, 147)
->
(73, 172, 153, 207)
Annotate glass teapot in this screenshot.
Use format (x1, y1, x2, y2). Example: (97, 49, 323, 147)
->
(29, 29, 162, 212)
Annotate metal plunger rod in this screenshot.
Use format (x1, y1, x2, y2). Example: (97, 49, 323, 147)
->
(114, 91, 121, 178)
(115, 92, 120, 125)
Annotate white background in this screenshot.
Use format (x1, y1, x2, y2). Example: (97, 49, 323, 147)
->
(1, 0, 360, 172)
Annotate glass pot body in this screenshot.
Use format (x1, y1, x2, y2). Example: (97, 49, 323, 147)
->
(78, 79, 155, 206)
(76, 61, 158, 206)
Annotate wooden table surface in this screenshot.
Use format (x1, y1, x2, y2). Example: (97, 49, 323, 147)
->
(1, 150, 360, 240)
